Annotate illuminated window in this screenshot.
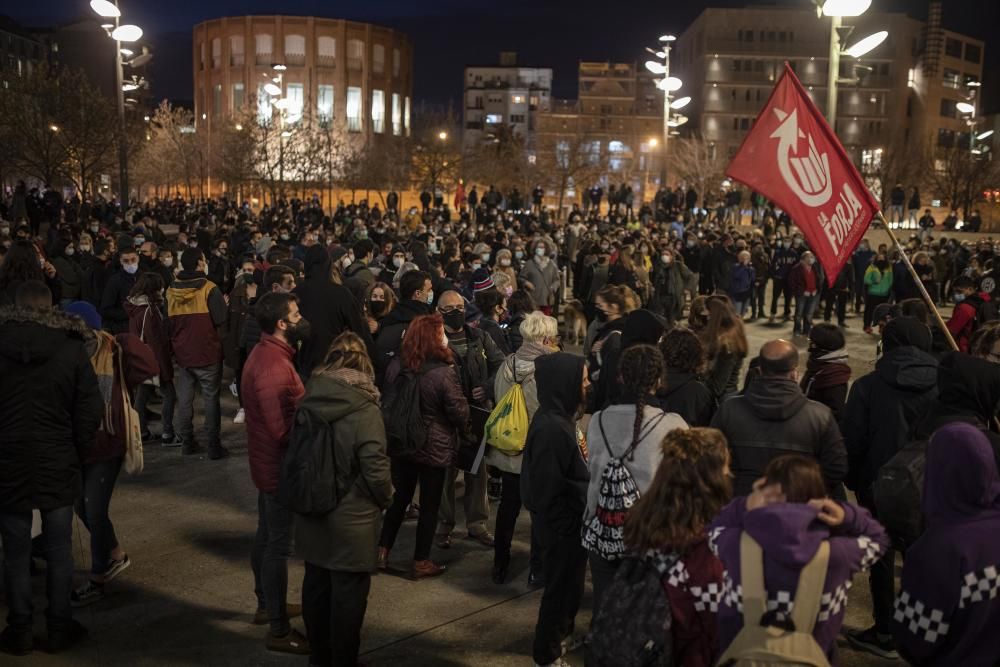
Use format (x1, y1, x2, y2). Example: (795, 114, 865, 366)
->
(404, 96, 411, 136)
(211, 38, 221, 68)
(317, 36, 336, 67)
(255, 34, 272, 66)
(257, 83, 273, 124)
(512, 95, 525, 104)
(347, 86, 362, 132)
(486, 113, 503, 124)
(285, 83, 304, 122)
(317, 84, 334, 125)
(232, 82, 245, 110)
(372, 89, 385, 133)
(392, 93, 402, 135)
(229, 35, 244, 66)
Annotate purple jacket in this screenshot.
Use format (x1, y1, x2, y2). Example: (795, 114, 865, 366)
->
(708, 499, 888, 664)
(893, 422, 1000, 666)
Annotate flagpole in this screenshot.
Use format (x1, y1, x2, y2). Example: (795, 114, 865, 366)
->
(877, 210, 958, 351)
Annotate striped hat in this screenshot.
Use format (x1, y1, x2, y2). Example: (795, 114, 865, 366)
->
(471, 268, 494, 293)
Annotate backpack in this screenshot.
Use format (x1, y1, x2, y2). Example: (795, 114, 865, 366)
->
(589, 551, 678, 667)
(973, 295, 1000, 330)
(382, 364, 439, 458)
(717, 534, 831, 667)
(278, 406, 340, 517)
(484, 358, 531, 455)
(581, 410, 666, 560)
(873, 440, 927, 551)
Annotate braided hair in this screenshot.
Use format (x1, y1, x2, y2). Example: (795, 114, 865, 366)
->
(619, 344, 665, 456)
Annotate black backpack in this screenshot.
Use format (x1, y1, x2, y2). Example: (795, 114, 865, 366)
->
(589, 552, 677, 667)
(382, 364, 439, 458)
(873, 439, 927, 551)
(278, 406, 340, 517)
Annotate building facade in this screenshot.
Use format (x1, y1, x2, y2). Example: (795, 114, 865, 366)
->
(192, 16, 412, 143)
(462, 52, 552, 152)
(0, 16, 47, 88)
(671, 5, 984, 169)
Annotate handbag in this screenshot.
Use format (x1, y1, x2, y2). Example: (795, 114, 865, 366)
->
(117, 346, 145, 475)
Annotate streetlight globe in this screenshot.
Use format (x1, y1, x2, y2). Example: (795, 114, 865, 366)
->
(281, 130, 292, 138)
(120, 48, 134, 57)
(648, 137, 658, 147)
(956, 101, 975, 114)
(121, 82, 139, 92)
(977, 129, 995, 140)
(656, 77, 683, 92)
(844, 31, 888, 58)
(645, 60, 667, 75)
(822, 0, 872, 17)
(272, 63, 287, 71)
(235, 124, 243, 131)
(658, 34, 676, 42)
(111, 24, 143, 42)
(670, 96, 691, 110)
(438, 131, 448, 140)
(49, 125, 59, 132)
(263, 83, 282, 97)
(273, 98, 290, 109)
(89, 0, 121, 18)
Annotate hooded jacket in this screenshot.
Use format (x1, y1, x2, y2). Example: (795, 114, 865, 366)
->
(485, 342, 551, 475)
(520, 353, 590, 536)
(293, 371, 393, 573)
(711, 377, 847, 496)
(294, 246, 374, 379)
(948, 292, 991, 353)
(893, 423, 1000, 666)
(99, 266, 138, 334)
(656, 368, 716, 427)
(373, 299, 433, 388)
(0, 307, 103, 511)
(166, 271, 226, 368)
(709, 499, 889, 663)
(126, 296, 173, 383)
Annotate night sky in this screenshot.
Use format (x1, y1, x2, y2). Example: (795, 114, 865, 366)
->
(8, 0, 999, 112)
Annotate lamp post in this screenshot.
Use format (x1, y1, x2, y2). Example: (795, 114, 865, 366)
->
(959, 81, 980, 154)
(817, 0, 887, 131)
(644, 35, 682, 190)
(264, 64, 289, 200)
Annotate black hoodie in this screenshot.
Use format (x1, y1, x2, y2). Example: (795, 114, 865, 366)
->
(842, 318, 939, 492)
(656, 368, 716, 427)
(711, 376, 847, 496)
(373, 298, 433, 387)
(520, 353, 590, 536)
(294, 245, 374, 379)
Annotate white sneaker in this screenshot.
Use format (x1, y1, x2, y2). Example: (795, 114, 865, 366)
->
(234, 408, 246, 424)
(229, 381, 239, 398)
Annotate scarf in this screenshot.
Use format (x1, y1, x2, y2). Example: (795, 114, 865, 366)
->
(321, 367, 381, 404)
(801, 347, 851, 394)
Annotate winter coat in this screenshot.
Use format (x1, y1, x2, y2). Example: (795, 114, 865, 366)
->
(728, 263, 755, 300)
(477, 317, 510, 356)
(710, 377, 848, 496)
(519, 256, 560, 307)
(864, 265, 893, 297)
(662, 538, 725, 667)
(166, 272, 227, 368)
(586, 317, 625, 412)
(521, 353, 589, 537)
(769, 246, 800, 280)
(343, 261, 376, 305)
(99, 268, 138, 334)
(947, 292, 991, 353)
(650, 259, 692, 321)
(704, 349, 745, 401)
(893, 423, 1000, 666)
(373, 299, 433, 387)
(52, 256, 85, 300)
(449, 324, 506, 408)
(842, 346, 938, 493)
(485, 343, 551, 475)
(711, 246, 737, 293)
(709, 499, 889, 663)
(584, 403, 687, 525)
(293, 372, 393, 573)
(656, 368, 716, 426)
(126, 297, 174, 383)
(294, 247, 374, 379)
(224, 277, 254, 369)
(0, 307, 103, 511)
(242, 334, 306, 493)
(787, 261, 822, 297)
(384, 360, 469, 468)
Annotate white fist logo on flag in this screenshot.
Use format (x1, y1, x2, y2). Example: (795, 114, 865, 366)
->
(770, 107, 833, 208)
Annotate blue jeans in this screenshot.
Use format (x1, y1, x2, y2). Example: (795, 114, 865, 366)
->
(251, 492, 294, 636)
(794, 293, 819, 336)
(174, 362, 221, 447)
(0, 505, 74, 633)
(136, 381, 176, 437)
(74, 457, 123, 577)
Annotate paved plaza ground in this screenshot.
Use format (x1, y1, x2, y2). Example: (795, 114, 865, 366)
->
(5, 276, 934, 666)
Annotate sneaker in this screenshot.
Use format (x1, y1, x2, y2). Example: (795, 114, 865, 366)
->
(70, 581, 104, 607)
(561, 633, 587, 655)
(435, 534, 451, 549)
(229, 381, 239, 398)
(467, 531, 495, 547)
(98, 555, 130, 584)
(47, 619, 87, 654)
(233, 408, 246, 424)
(266, 628, 310, 655)
(161, 434, 182, 447)
(180, 439, 201, 455)
(527, 570, 545, 588)
(253, 603, 302, 625)
(845, 626, 899, 660)
(0, 626, 32, 656)
(534, 659, 571, 667)
(208, 446, 230, 460)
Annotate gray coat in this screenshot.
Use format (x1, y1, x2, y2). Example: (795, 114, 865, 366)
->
(519, 256, 560, 307)
(293, 373, 393, 572)
(484, 343, 549, 474)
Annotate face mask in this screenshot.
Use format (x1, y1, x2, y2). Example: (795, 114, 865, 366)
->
(596, 309, 608, 323)
(393, 256, 405, 268)
(280, 233, 291, 241)
(954, 293, 965, 303)
(425, 290, 434, 305)
(90, 224, 100, 233)
(135, 237, 145, 246)
(442, 310, 465, 331)
(358, 231, 368, 239)
(471, 263, 482, 273)
(80, 245, 92, 253)
(535, 246, 546, 257)
(793, 239, 802, 247)
(514, 250, 524, 260)
(123, 263, 138, 274)
(286, 317, 312, 344)
(782, 241, 791, 248)
(481, 253, 490, 263)
(342, 255, 353, 268)
(162, 257, 173, 267)
(661, 254, 671, 264)
(442, 226, 451, 234)
(500, 258, 511, 267)
(65, 247, 75, 256)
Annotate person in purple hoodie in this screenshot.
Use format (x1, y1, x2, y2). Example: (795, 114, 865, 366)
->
(892, 422, 1000, 666)
(708, 454, 888, 663)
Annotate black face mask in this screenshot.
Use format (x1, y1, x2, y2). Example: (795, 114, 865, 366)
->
(285, 317, 311, 345)
(369, 300, 389, 318)
(442, 310, 465, 331)
(596, 310, 608, 323)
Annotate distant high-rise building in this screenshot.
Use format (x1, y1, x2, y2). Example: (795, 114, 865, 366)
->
(462, 52, 552, 152)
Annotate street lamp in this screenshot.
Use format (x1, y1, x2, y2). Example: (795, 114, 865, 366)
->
(642, 34, 682, 190)
(438, 131, 448, 141)
(818, 0, 887, 131)
(89, 0, 120, 17)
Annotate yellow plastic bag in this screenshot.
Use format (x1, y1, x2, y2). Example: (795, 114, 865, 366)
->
(484, 382, 530, 455)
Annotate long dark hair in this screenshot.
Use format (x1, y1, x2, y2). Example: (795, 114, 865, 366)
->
(701, 296, 748, 360)
(0, 240, 43, 291)
(129, 271, 165, 305)
(618, 344, 665, 449)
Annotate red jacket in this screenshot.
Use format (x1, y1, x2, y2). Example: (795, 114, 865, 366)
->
(947, 292, 990, 353)
(126, 298, 173, 383)
(663, 538, 725, 667)
(166, 273, 226, 369)
(242, 333, 305, 492)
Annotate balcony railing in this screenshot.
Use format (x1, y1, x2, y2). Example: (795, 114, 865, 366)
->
(317, 54, 335, 68)
(230, 53, 245, 67)
(285, 53, 305, 67)
(256, 52, 272, 66)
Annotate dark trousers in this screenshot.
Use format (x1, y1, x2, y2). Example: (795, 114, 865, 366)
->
(531, 516, 587, 665)
(493, 471, 543, 573)
(751, 281, 768, 318)
(0, 505, 74, 634)
(379, 459, 447, 561)
(302, 563, 371, 667)
(235, 348, 248, 408)
(136, 381, 176, 437)
(74, 456, 123, 577)
(770, 277, 792, 317)
(251, 492, 294, 636)
(864, 294, 890, 329)
(588, 552, 621, 626)
(857, 489, 896, 633)
(823, 290, 849, 325)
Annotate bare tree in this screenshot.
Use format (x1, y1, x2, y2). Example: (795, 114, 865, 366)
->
(0, 64, 68, 187)
(211, 107, 259, 203)
(924, 140, 1000, 219)
(665, 134, 726, 202)
(859, 130, 928, 209)
(463, 123, 532, 194)
(534, 131, 607, 219)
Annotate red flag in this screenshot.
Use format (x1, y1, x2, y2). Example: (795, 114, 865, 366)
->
(726, 63, 879, 286)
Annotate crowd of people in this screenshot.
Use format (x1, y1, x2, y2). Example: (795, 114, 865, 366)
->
(0, 182, 999, 667)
